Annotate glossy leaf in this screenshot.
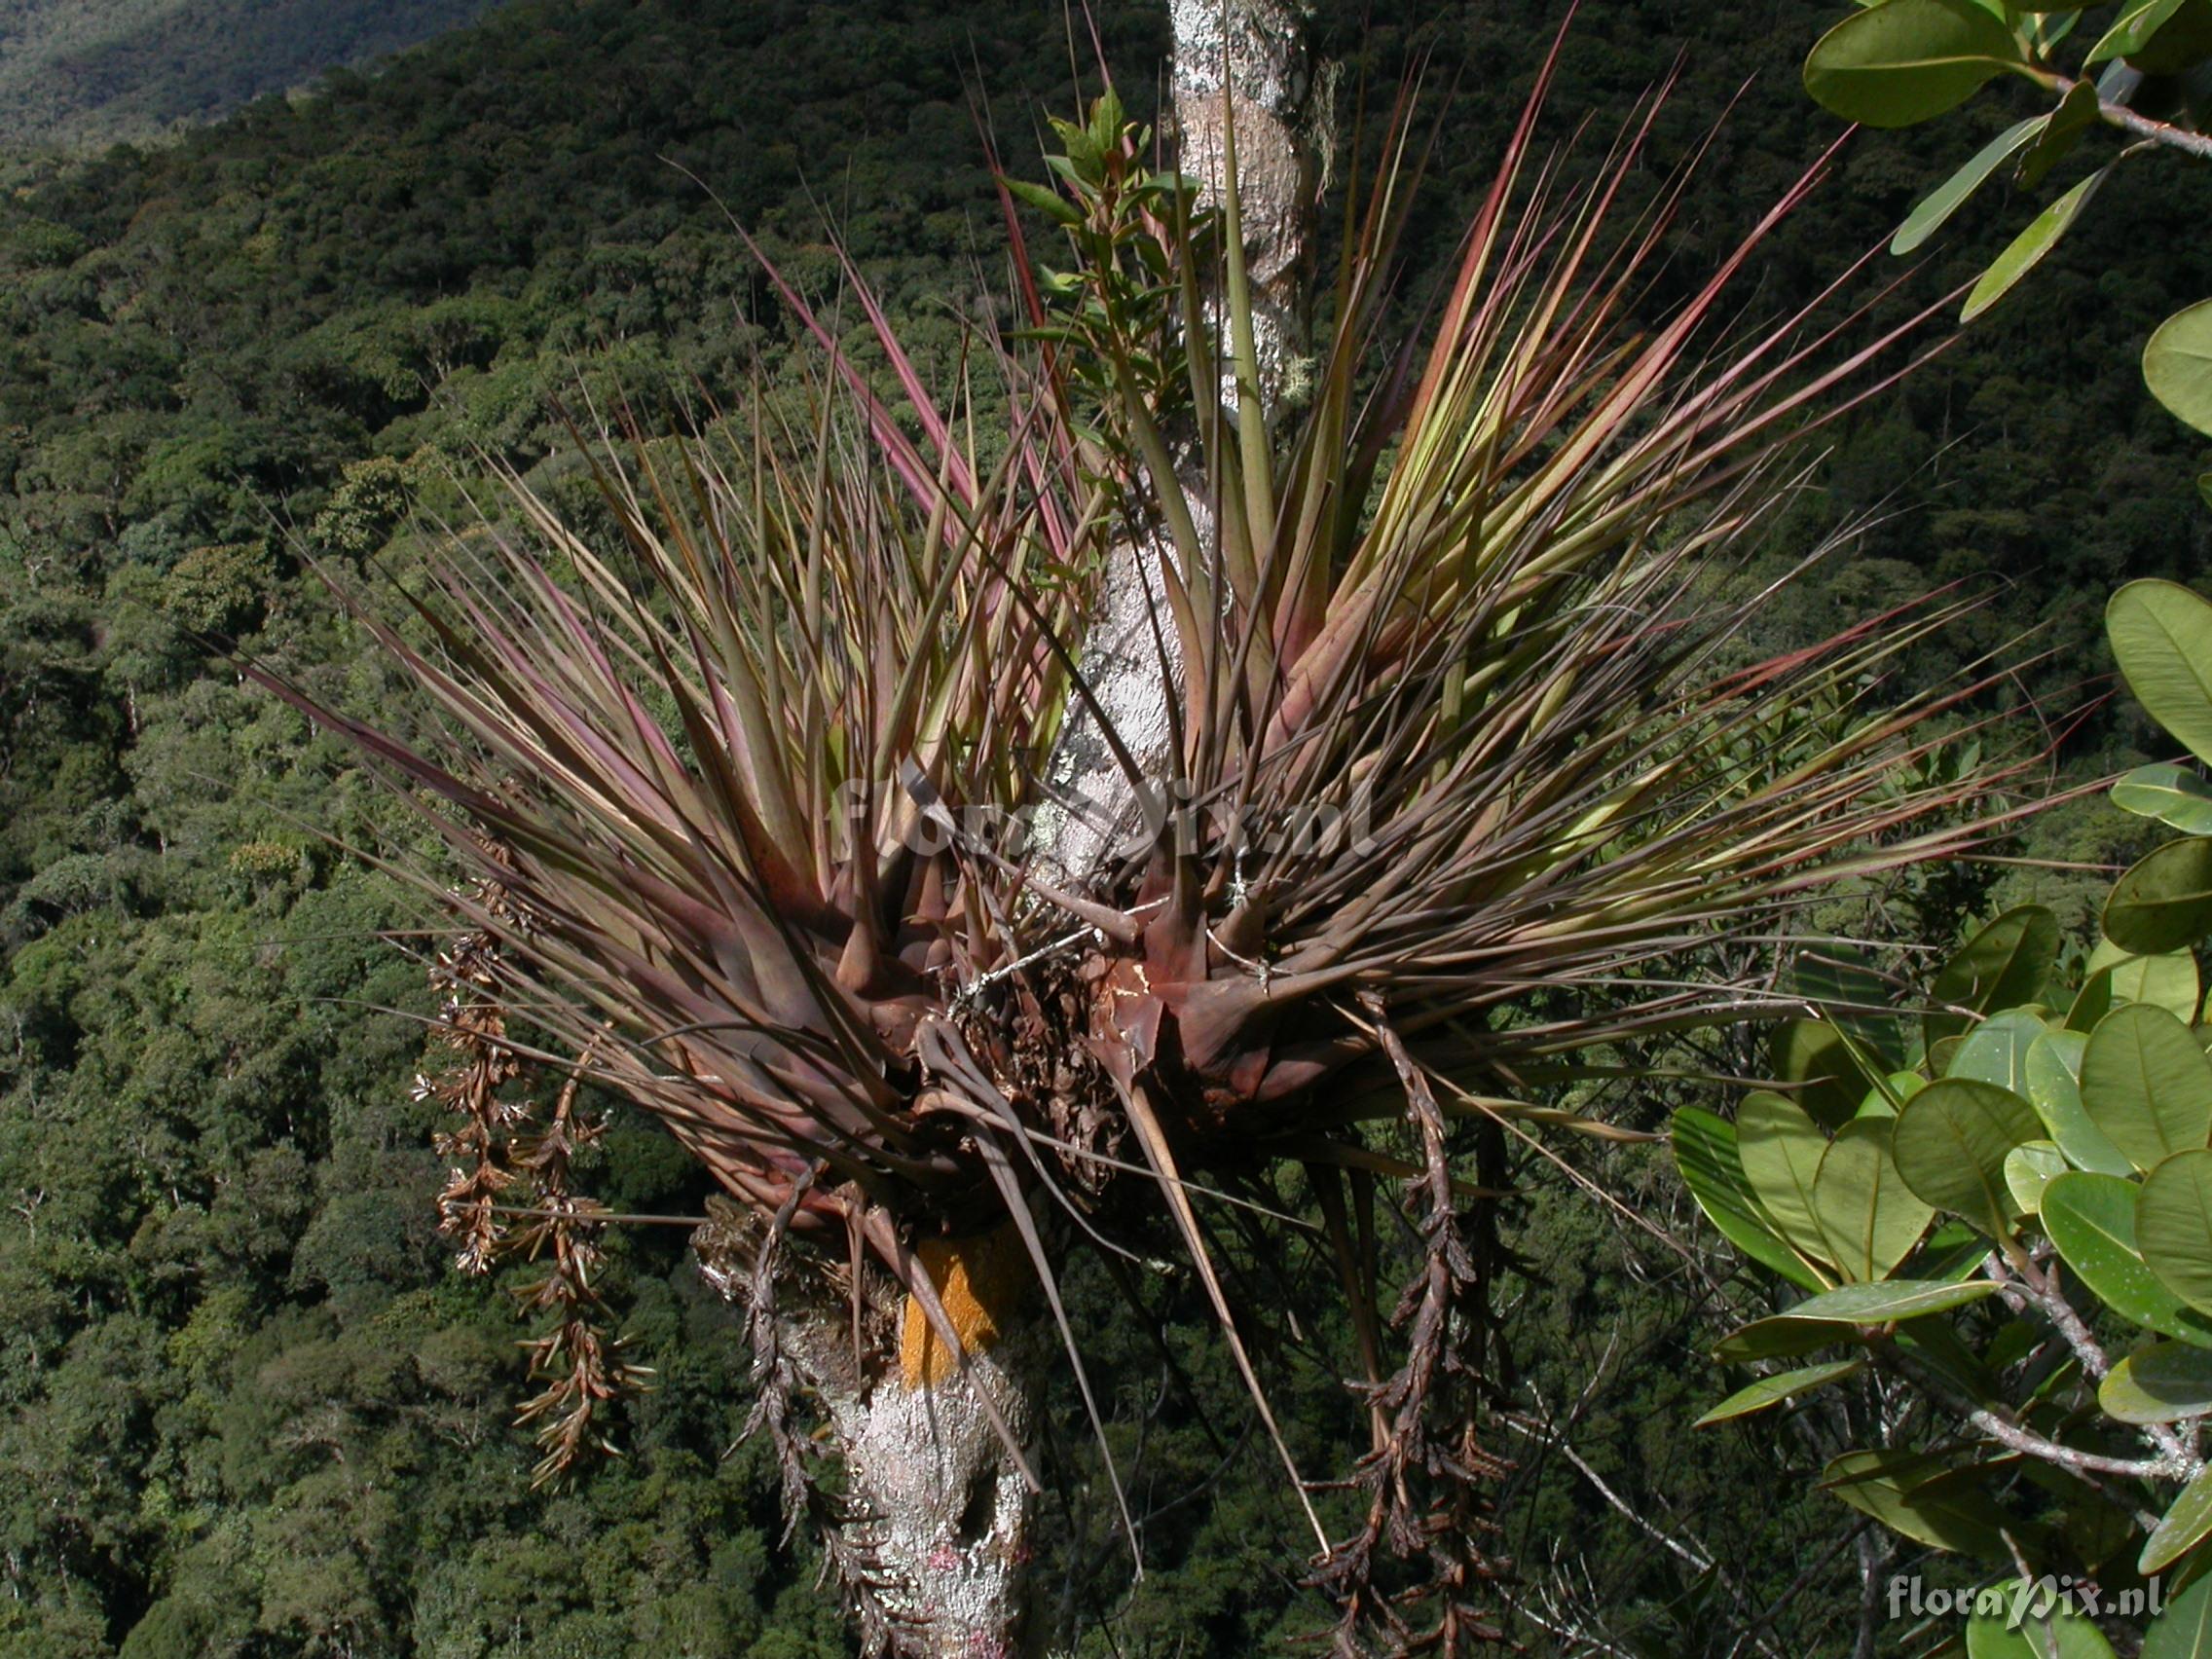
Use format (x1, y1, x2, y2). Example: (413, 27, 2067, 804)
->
(2080, 1003, 2212, 1172)
(1962, 168, 2110, 323)
(1739, 1090, 1838, 1268)
(2004, 1139, 2067, 1215)
(2107, 837, 2212, 956)
(2029, 1029, 2135, 1173)
(2016, 79, 2102, 190)
(2085, 0, 2192, 63)
(1948, 1007, 2047, 1093)
(1968, 1604, 2119, 1659)
(2099, 1342, 2212, 1422)
(2114, 764, 2212, 836)
(2140, 1150, 2212, 1317)
(1932, 907, 2060, 1042)
(1695, 1358, 1865, 1426)
(1816, 1118, 1936, 1280)
(2147, 299, 2212, 438)
(2145, 1464, 2212, 1575)
(2145, 1568, 2212, 1657)
(1804, 0, 2026, 127)
(1713, 1279, 2000, 1363)
(1673, 1107, 1826, 1290)
(1773, 1018, 1879, 1128)
(2109, 581, 2212, 768)
(1823, 1449, 2008, 1556)
(1892, 114, 2047, 253)
(2042, 1171, 2212, 1345)
(1894, 1079, 2044, 1235)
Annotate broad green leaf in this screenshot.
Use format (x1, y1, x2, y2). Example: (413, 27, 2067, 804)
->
(2085, 0, 2191, 62)
(1961, 167, 2110, 322)
(1773, 1018, 1879, 1128)
(2100, 1342, 2212, 1422)
(1933, 907, 2060, 1044)
(2115, 764, 2212, 836)
(1804, 0, 2027, 128)
(2029, 1029, 2135, 1172)
(2081, 1004, 2212, 1172)
(1948, 1008, 2048, 1093)
(2147, 299, 2212, 438)
(2146, 1465, 2212, 1574)
(2005, 1140, 2068, 1214)
(2073, 939, 2201, 1025)
(2140, 1150, 2212, 1317)
(1713, 1279, 2000, 1362)
(1790, 945, 1906, 1067)
(1892, 114, 2047, 253)
(1739, 1091, 1837, 1268)
(1672, 1107, 1826, 1290)
(1823, 1448, 2009, 1555)
(1816, 1119, 1936, 1280)
(1695, 1358, 1865, 1426)
(1968, 1604, 2119, 1659)
(2145, 1568, 2212, 1657)
(1895, 1079, 2045, 1235)
(2043, 1171, 2212, 1345)
(2107, 837, 2212, 955)
(2110, 582, 2212, 767)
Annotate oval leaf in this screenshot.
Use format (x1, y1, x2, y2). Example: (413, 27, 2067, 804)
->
(1948, 1007, 2048, 1093)
(1823, 1448, 2009, 1556)
(2005, 1140, 2068, 1215)
(2115, 764, 2212, 836)
(1961, 167, 2109, 323)
(1672, 1107, 1827, 1290)
(2145, 1463, 2212, 1574)
(1895, 1079, 2045, 1235)
(1817, 1118, 1937, 1280)
(1695, 1358, 1866, 1426)
(2140, 1149, 2212, 1317)
(2147, 299, 2212, 438)
(2029, 1029, 2135, 1174)
(1739, 1091, 1838, 1269)
(1933, 907, 2060, 1041)
(2043, 1171, 2212, 1345)
(2081, 1003, 2212, 1173)
(2086, 0, 2192, 63)
(1892, 113, 2048, 253)
(2107, 836, 2212, 955)
(2145, 1567, 2212, 1657)
(1805, 0, 2026, 127)
(1968, 1604, 2119, 1659)
(2100, 1341, 2212, 1423)
(1713, 1279, 2001, 1363)
(2110, 581, 2212, 768)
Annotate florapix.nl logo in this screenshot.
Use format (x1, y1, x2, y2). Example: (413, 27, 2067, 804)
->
(1887, 1572, 2163, 1628)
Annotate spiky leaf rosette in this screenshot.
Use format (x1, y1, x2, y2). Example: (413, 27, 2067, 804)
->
(254, 44, 2031, 1649)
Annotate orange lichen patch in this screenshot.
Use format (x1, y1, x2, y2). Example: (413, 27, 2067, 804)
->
(898, 1225, 1031, 1388)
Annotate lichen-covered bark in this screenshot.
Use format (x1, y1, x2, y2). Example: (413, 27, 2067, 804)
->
(1033, 0, 1324, 885)
(698, 1211, 1043, 1659)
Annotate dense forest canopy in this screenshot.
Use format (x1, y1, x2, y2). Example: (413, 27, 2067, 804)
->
(0, 0, 500, 150)
(0, 0, 2209, 1653)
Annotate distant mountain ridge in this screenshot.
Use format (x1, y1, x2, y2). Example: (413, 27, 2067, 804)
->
(0, 0, 500, 151)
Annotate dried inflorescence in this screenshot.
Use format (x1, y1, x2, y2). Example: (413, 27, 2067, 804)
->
(420, 862, 646, 1485)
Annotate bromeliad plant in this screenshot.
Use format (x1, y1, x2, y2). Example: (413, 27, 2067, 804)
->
(1675, 579, 2212, 1655)
(263, 36, 2026, 1659)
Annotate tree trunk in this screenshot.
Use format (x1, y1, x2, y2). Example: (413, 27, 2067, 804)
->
(1033, 0, 1324, 885)
(699, 1214, 1046, 1659)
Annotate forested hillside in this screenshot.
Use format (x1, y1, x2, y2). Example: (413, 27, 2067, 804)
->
(0, 0, 498, 150)
(1, 0, 2209, 1653)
